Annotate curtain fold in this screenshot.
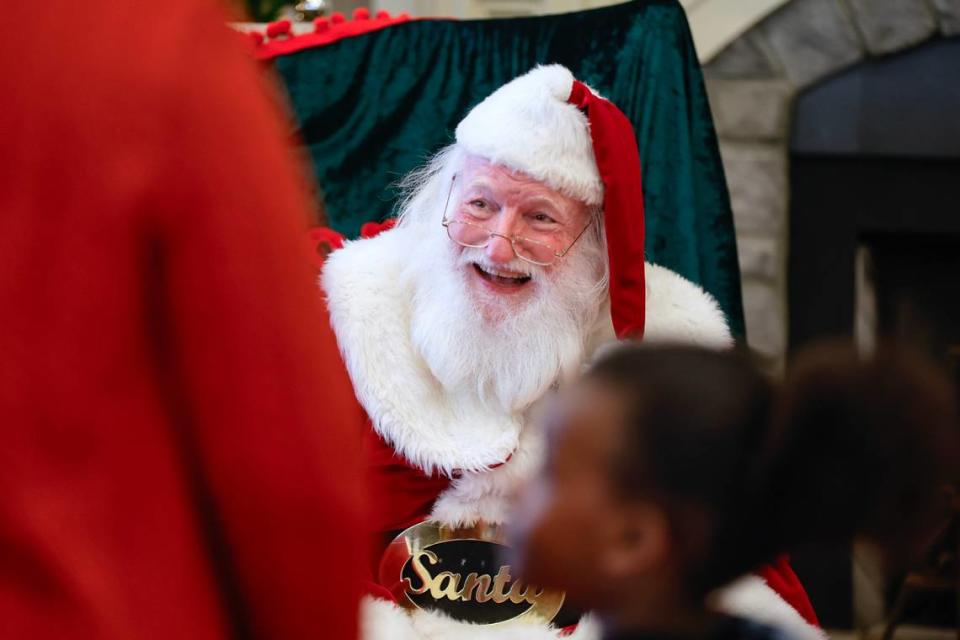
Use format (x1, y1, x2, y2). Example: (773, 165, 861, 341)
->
(270, 0, 745, 337)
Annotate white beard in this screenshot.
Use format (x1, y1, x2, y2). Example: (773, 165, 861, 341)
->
(407, 225, 606, 414)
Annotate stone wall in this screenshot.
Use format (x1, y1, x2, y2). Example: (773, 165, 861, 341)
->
(702, 0, 960, 371)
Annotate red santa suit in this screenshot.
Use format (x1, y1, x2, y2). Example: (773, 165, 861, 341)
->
(320, 65, 822, 640)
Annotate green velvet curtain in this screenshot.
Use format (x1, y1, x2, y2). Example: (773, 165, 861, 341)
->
(270, 0, 745, 337)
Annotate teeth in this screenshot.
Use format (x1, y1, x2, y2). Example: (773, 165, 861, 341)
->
(477, 264, 529, 280)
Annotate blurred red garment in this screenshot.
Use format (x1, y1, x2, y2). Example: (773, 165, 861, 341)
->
(0, 1, 365, 639)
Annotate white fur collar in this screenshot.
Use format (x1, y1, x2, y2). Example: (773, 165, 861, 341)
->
(322, 226, 732, 482)
(323, 227, 523, 476)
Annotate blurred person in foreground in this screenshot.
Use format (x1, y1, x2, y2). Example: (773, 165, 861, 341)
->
(509, 343, 959, 640)
(0, 1, 364, 639)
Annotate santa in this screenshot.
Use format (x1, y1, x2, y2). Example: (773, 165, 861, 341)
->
(320, 65, 823, 640)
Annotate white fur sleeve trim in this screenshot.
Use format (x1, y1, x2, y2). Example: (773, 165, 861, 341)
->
(564, 613, 603, 640)
(360, 595, 598, 640)
(410, 607, 588, 640)
(360, 596, 419, 640)
(642, 262, 733, 349)
(712, 576, 827, 640)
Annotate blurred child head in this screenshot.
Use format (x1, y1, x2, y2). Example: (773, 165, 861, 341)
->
(508, 343, 958, 620)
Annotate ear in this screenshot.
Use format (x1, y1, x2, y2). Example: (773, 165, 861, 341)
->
(599, 502, 672, 579)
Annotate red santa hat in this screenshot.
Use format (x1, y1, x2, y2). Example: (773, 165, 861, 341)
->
(455, 64, 646, 339)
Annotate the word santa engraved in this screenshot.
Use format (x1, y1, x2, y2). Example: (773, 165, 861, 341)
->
(406, 548, 546, 606)
(384, 523, 565, 625)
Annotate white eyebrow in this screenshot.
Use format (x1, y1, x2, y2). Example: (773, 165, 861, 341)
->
(462, 180, 495, 196)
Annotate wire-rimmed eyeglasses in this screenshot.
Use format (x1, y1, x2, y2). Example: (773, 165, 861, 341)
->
(440, 175, 595, 267)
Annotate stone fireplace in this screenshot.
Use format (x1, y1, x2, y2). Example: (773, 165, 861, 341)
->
(703, 1, 960, 631)
(702, 0, 960, 371)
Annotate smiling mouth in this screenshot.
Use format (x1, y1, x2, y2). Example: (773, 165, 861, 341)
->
(473, 263, 532, 286)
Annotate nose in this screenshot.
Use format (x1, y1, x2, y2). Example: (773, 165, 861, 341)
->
(485, 209, 520, 264)
(485, 235, 515, 263)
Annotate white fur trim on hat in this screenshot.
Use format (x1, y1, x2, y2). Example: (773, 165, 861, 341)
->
(455, 65, 603, 207)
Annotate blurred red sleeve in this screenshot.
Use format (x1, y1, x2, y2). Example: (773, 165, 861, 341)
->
(150, 7, 366, 639)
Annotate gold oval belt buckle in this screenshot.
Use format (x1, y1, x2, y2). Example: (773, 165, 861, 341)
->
(378, 521, 566, 626)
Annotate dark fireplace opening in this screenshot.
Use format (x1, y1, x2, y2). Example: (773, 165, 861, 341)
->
(865, 232, 960, 362)
(790, 155, 960, 355)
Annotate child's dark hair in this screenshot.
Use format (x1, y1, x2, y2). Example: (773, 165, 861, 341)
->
(586, 342, 959, 598)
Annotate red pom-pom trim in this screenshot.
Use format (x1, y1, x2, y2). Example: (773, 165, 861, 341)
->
(252, 8, 438, 60)
(307, 226, 347, 268)
(248, 30, 265, 45)
(359, 218, 397, 239)
(266, 19, 291, 38)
